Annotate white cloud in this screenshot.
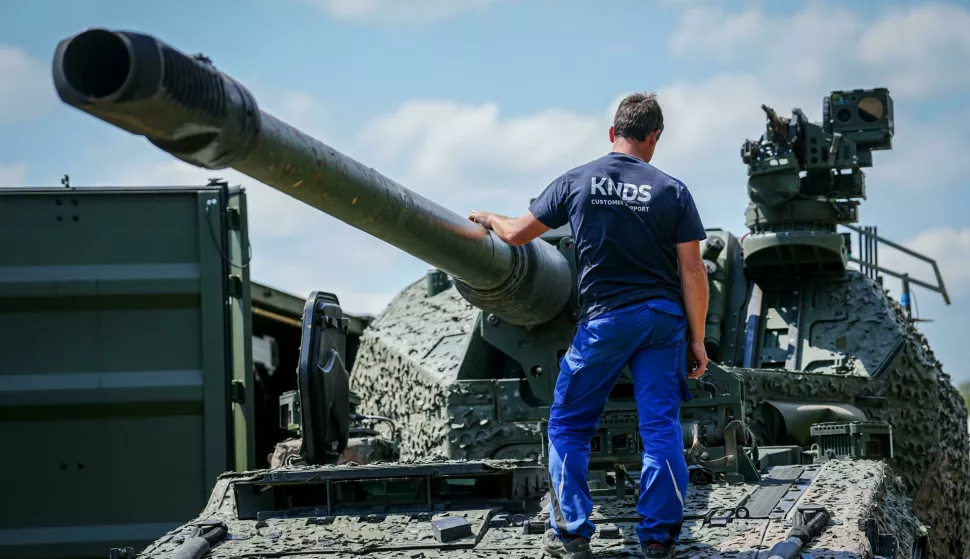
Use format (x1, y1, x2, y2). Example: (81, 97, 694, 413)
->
(865, 110, 970, 194)
(908, 228, 970, 291)
(0, 45, 53, 123)
(669, 2, 970, 99)
(270, 90, 331, 140)
(356, 74, 799, 234)
(359, 100, 607, 215)
(354, 0, 970, 227)
(0, 162, 28, 186)
(857, 2, 970, 96)
(876, 227, 970, 297)
(93, 82, 770, 317)
(304, 0, 503, 24)
(670, 3, 855, 71)
(57, 1, 970, 327)
(99, 156, 415, 316)
(344, 0, 970, 333)
(54, 84, 418, 316)
(332, 65, 970, 230)
(46, 1, 970, 381)
(661, 1, 970, 382)
(107, 160, 311, 240)
(22, 0, 962, 388)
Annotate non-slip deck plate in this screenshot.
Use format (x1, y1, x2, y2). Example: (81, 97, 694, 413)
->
(744, 464, 822, 519)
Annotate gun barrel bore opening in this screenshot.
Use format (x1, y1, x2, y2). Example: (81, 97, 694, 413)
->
(62, 29, 131, 99)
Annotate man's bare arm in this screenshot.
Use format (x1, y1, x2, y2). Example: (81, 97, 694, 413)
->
(467, 210, 550, 246)
(677, 240, 710, 377)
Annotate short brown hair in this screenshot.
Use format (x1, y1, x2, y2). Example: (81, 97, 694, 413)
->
(613, 92, 663, 141)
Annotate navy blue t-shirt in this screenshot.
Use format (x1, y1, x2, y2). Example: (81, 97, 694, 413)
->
(529, 152, 706, 322)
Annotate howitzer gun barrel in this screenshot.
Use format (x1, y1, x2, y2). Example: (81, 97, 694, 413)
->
(51, 28, 571, 326)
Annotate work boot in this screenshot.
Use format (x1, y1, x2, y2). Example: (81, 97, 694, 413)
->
(640, 539, 674, 558)
(542, 528, 592, 559)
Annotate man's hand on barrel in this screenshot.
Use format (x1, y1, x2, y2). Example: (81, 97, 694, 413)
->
(467, 210, 496, 230)
(467, 210, 550, 247)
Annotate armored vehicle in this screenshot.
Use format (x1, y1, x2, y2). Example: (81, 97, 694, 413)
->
(51, 28, 969, 558)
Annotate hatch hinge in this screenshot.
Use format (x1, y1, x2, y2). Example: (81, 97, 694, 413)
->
(230, 379, 246, 404)
(228, 275, 243, 299)
(226, 207, 241, 230)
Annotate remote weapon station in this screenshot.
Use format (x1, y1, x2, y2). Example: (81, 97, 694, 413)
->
(53, 28, 968, 559)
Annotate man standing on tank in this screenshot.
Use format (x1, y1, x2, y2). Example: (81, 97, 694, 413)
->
(467, 92, 710, 559)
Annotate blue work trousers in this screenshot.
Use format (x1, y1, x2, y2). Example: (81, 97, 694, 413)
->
(547, 297, 691, 544)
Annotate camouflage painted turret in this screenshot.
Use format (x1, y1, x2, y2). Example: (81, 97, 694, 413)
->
(53, 28, 969, 558)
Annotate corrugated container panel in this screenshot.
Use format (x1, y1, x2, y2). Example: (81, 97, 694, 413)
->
(0, 185, 251, 559)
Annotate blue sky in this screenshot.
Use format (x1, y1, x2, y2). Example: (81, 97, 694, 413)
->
(2, 0, 969, 383)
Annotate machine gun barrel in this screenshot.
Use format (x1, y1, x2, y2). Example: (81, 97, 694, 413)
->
(51, 28, 571, 326)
